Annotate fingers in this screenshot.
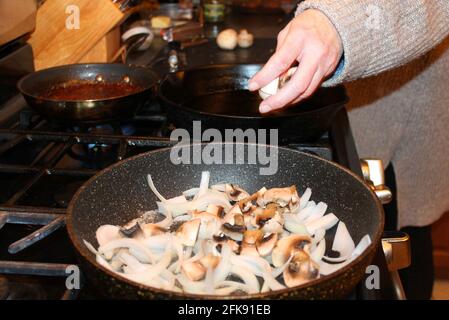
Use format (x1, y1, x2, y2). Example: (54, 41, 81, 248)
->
(249, 32, 303, 91)
(275, 23, 291, 52)
(290, 68, 324, 105)
(259, 52, 319, 113)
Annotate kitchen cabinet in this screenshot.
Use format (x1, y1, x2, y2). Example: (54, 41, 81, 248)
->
(432, 212, 449, 278)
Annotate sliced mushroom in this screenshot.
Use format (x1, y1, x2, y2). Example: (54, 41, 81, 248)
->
(182, 260, 206, 281)
(222, 222, 246, 242)
(253, 205, 277, 227)
(192, 210, 220, 223)
(213, 234, 240, 253)
(258, 186, 298, 208)
(283, 251, 320, 287)
(222, 204, 242, 224)
(240, 230, 263, 256)
(243, 230, 263, 244)
(206, 204, 225, 218)
(199, 254, 220, 269)
(120, 219, 142, 238)
(271, 234, 312, 267)
(240, 242, 259, 256)
(140, 223, 167, 238)
(238, 187, 267, 209)
(256, 233, 278, 257)
(225, 184, 250, 202)
(176, 219, 201, 247)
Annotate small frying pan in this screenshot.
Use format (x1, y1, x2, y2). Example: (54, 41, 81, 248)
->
(17, 63, 159, 124)
(158, 64, 349, 142)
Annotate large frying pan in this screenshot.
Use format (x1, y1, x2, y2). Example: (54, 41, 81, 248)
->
(17, 63, 159, 124)
(66, 143, 384, 299)
(158, 64, 348, 142)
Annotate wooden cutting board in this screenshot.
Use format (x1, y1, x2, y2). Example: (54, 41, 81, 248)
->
(28, 0, 124, 70)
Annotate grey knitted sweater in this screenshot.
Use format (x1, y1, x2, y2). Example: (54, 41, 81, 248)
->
(296, 0, 449, 228)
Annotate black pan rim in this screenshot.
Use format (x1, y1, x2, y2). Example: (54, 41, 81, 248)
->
(66, 142, 384, 299)
(157, 63, 349, 120)
(17, 63, 158, 103)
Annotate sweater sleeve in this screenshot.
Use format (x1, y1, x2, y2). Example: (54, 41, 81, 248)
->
(295, 0, 449, 86)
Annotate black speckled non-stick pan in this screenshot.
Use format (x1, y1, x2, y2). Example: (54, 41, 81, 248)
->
(66, 143, 384, 299)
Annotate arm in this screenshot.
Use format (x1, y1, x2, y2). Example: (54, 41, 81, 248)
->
(249, 0, 449, 113)
(297, 0, 449, 85)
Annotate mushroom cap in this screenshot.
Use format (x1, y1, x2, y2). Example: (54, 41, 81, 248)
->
(206, 204, 225, 218)
(176, 218, 201, 247)
(243, 230, 263, 245)
(240, 243, 259, 257)
(237, 29, 254, 48)
(182, 260, 206, 281)
(283, 251, 320, 287)
(271, 234, 312, 267)
(225, 184, 250, 202)
(217, 29, 238, 50)
(140, 223, 167, 238)
(199, 254, 221, 269)
(256, 233, 278, 257)
(260, 186, 297, 207)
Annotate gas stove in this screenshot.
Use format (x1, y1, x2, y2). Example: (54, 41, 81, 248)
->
(0, 35, 397, 299)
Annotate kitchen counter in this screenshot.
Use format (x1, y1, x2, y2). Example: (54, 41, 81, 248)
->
(128, 11, 290, 73)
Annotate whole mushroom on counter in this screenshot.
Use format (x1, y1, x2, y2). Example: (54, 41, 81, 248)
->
(217, 29, 254, 50)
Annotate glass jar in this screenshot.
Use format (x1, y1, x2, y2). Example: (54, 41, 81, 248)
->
(203, 0, 226, 23)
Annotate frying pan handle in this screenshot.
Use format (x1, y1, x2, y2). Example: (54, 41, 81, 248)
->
(360, 159, 393, 205)
(382, 231, 411, 300)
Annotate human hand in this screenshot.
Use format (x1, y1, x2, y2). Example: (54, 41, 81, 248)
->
(249, 9, 343, 113)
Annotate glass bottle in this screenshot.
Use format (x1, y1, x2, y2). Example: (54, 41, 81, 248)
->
(202, 0, 226, 23)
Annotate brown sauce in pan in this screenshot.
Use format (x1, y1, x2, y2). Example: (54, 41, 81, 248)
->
(42, 80, 143, 101)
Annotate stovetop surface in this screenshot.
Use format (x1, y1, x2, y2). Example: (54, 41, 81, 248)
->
(0, 15, 395, 299)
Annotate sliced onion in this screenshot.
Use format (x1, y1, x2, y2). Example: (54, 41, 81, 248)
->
(215, 281, 252, 295)
(204, 267, 215, 294)
(310, 240, 326, 263)
(313, 228, 326, 244)
(352, 235, 372, 256)
(166, 195, 188, 204)
(183, 188, 199, 199)
(323, 221, 355, 263)
(272, 255, 293, 278)
(177, 274, 205, 294)
(318, 260, 350, 276)
(119, 251, 148, 274)
(195, 171, 210, 199)
(230, 265, 260, 293)
(147, 174, 167, 202)
(304, 202, 328, 223)
(296, 205, 317, 222)
(211, 183, 226, 192)
(261, 281, 270, 293)
(83, 239, 98, 255)
(141, 234, 171, 252)
(96, 254, 113, 271)
(262, 272, 285, 291)
(213, 244, 232, 283)
(284, 218, 308, 235)
(174, 214, 191, 222)
(99, 238, 156, 264)
(156, 208, 173, 229)
(305, 213, 339, 235)
(299, 187, 312, 211)
(96, 225, 121, 247)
